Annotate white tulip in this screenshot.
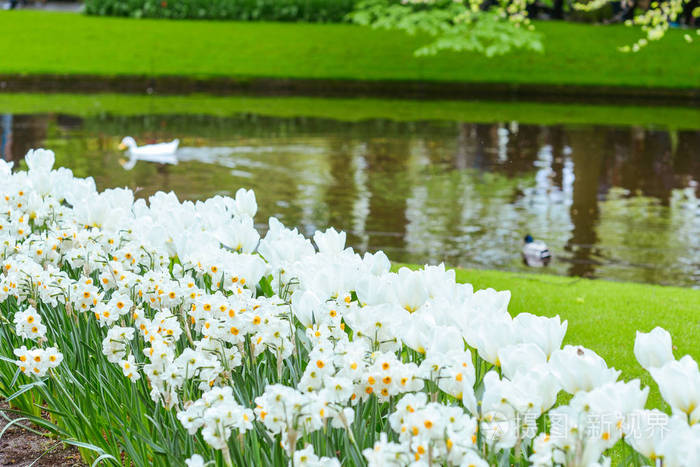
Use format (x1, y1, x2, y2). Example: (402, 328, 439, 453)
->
(513, 313, 567, 358)
(425, 324, 465, 356)
(570, 380, 649, 449)
(549, 345, 620, 394)
(396, 312, 435, 353)
(392, 267, 428, 313)
(649, 355, 700, 424)
(465, 315, 516, 367)
(421, 263, 457, 300)
(498, 342, 547, 379)
(657, 414, 700, 467)
(25, 148, 55, 173)
(623, 409, 670, 460)
(355, 274, 395, 306)
(233, 187, 257, 218)
(313, 227, 346, 254)
(361, 251, 390, 276)
(0, 159, 12, 175)
(291, 289, 322, 328)
(634, 327, 674, 370)
(471, 287, 511, 316)
(511, 364, 561, 413)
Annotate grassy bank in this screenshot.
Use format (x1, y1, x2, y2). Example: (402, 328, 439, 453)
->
(0, 11, 698, 89)
(2, 92, 699, 129)
(396, 264, 700, 412)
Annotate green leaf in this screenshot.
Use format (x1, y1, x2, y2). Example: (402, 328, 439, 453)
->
(5, 379, 46, 403)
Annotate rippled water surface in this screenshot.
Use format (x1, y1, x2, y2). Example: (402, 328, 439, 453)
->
(2, 110, 699, 287)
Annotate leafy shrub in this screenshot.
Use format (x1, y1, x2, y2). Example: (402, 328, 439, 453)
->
(84, 0, 358, 22)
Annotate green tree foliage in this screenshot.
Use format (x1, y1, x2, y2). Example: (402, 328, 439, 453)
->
(350, 0, 543, 57)
(350, 0, 698, 56)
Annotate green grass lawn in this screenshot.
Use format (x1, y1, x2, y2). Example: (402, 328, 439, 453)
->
(2, 92, 699, 129)
(0, 10, 698, 88)
(396, 264, 700, 412)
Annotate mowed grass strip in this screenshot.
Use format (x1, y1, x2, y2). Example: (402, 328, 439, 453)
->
(0, 11, 697, 88)
(1, 92, 699, 129)
(395, 264, 700, 411)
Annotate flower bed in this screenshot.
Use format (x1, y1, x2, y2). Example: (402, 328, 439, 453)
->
(0, 150, 698, 466)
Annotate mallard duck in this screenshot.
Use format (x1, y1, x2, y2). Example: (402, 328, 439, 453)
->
(522, 234, 551, 267)
(118, 137, 179, 170)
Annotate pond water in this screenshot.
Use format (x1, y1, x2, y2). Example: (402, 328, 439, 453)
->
(2, 108, 699, 287)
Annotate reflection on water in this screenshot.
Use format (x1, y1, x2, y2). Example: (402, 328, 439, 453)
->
(2, 112, 699, 287)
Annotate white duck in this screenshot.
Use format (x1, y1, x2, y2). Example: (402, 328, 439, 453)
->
(522, 234, 552, 267)
(118, 136, 179, 170)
